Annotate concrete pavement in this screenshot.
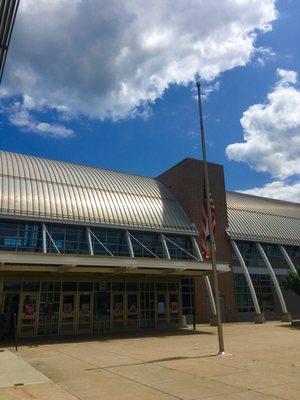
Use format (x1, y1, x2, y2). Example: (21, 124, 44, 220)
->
(0, 322, 299, 400)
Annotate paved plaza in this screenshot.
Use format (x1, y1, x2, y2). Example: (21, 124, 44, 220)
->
(0, 322, 299, 400)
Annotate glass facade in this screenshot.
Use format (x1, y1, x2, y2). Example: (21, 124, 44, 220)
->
(181, 278, 195, 317)
(234, 274, 274, 313)
(232, 241, 290, 269)
(165, 235, 194, 260)
(0, 221, 42, 252)
(130, 231, 163, 258)
(286, 245, 300, 268)
(231, 240, 298, 315)
(0, 219, 195, 260)
(91, 228, 129, 257)
(46, 224, 89, 254)
(1, 278, 183, 337)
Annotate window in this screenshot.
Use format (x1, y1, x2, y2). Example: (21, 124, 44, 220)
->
(165, 235, 194, 260)
(91, 228, 129, 257)
(285, 245, 300, 268)
(234, 274, 274, 313)
(130, 231, 163, 258)
(0, 220, 42, 252)
(181, 278, 194, 316)
(46, 224, 89, 254)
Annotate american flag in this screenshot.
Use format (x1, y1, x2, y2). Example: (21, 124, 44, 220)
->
(201, 189, 216, 259)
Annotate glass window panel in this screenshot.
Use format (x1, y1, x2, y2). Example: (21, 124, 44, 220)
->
(155, 282, 167, 291)
(62, 282, 77, 291)
(23, 281, 40, 291)
(78, 282, 93, 291)
(3, 281, 22, 291)
(165, 235, 194, 260)
(112, 282, 125, 291)
(126, 282, 139, 291)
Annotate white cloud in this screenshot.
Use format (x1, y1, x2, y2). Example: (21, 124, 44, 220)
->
(277, 68, 298, 85)
(227, 68, 300, 203)
(1, 0, 276, 133)
(226, 68, 300, 179)
(8, 96, 74, 138)
(239, 180, 300, 203)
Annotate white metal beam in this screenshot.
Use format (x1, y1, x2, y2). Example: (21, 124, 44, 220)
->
(256, 242, 291, 321)
(125, 230, 134, 258)
(279, 245, 297, 274)
(86, 227, 94, 256)
(161, 234, 171, 260)
(232, 240, 265, 323)
(42, 223, 47, 254)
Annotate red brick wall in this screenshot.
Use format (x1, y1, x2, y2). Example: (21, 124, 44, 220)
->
(157, 158, 236, 322)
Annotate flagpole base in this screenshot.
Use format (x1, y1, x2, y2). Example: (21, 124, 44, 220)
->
(218, 351, 231, 357)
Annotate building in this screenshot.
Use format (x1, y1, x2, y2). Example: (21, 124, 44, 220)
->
(158, 158, 300, 324)
(0, 151, 299, 338)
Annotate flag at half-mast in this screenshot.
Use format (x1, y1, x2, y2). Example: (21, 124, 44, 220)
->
(201, 188, 216, 259)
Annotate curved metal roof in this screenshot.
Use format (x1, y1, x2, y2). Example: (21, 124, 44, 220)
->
(226, 191, 300, 246)
(0, 151, 197, 234)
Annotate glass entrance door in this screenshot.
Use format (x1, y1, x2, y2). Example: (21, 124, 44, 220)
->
(60, 293, 76, 335)
(2, 293, 20, 338)
(112, 293, 124, 329)
(19, 293, 39, 337)
(169, 293, 180, 327)
(126, 293, 139, 329)
(156, 293, 168, 328)
(77, 293, 93, 334)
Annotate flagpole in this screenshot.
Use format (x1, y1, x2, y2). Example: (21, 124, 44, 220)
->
(196, 80, 226, 355)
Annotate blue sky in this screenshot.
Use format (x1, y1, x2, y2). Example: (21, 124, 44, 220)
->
(0, 0, 299, 201)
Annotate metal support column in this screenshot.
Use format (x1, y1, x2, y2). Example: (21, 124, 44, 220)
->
(161, 234, 171, 260)
(231, 241, 265, 323)
(191, 237, 217, 324)
(42, 223, 47, 253)
(279, 245, 297, 275)
(256, 243, 292, 322)
(87, 228, 94, 256)
(125, 230, 134, 258)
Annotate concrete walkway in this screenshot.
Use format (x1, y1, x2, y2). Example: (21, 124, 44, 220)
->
(0, 322, 299, 399)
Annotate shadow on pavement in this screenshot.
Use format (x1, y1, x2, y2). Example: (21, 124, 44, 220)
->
(0, 327, 214, 349)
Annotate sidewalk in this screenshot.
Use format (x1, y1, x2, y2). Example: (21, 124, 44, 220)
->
(0, 322, 299, 400)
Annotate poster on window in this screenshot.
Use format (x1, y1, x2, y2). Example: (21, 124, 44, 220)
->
(157, 301, 165, 314)
(129, 303, 137, 313)
(24, 303, 35, 316)
(63, 303, 73, 315)
(170, 301, 179, 314)
(113, 302, 123, 315)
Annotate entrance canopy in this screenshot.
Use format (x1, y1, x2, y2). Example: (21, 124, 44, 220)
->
(0, 251, 229, 276)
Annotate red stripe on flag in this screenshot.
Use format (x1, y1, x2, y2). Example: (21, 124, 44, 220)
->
(201, 191, 216, 259)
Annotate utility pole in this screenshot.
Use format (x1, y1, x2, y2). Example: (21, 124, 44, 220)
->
(196, 80, 226, 355)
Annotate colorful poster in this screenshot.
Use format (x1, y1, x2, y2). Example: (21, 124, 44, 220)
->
(113, 302, 123, 315)
(63, 303, 73, 315)
(170, 302, 179, 314)
(24, 303, 35, 316)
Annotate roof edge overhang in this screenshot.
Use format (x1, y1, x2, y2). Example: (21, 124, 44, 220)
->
(227, 234, 300, 247)
(0, 251, 229, 276)
(0, 212, 198, 236)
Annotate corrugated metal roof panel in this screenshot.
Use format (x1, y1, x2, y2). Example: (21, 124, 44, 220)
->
(0, 151, 197, 234)
(226, 191, 300, 245)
